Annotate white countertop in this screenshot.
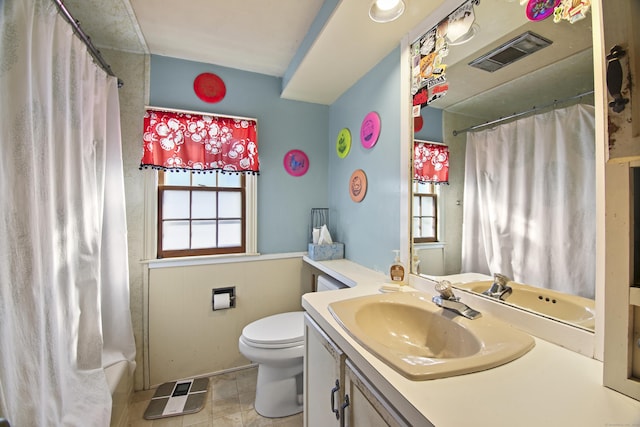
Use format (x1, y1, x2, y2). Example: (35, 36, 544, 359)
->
(302, 257, 640, 427)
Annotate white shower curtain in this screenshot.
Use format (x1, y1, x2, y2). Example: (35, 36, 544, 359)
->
(461, 104, 596, 298)
(0, 0, 136, 425)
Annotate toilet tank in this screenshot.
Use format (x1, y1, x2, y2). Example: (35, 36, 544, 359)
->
(317, 275, 347, 292)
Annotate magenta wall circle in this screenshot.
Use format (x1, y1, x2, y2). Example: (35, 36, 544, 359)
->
(283, 149, 309, 177)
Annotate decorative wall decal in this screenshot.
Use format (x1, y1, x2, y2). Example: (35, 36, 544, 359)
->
(360, 111, 381, 149)
(349, 169, 367, 203)
(414, 116, 424, 132)
(553, 0, 591, 23)
(336, 128, 351, 158)
(193, 72, 226, 103)
(410, 0, 478, 109)
(525, 0, 561, 21)
(283, 149, 309, 177)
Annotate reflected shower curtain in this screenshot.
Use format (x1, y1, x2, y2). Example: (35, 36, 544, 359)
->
(461, 104, 596, 298)
(0, 0, 136, 425)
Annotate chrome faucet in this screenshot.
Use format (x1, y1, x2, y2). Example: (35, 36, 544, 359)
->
(482, 273, 513, 301)
(432, 280, 482, 320)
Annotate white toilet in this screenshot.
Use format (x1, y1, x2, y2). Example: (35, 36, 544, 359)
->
(238, 275, 346, 418)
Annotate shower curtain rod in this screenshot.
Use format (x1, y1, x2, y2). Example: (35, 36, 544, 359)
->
(52, 0, 124, 88)
(452, 90, 594, 136)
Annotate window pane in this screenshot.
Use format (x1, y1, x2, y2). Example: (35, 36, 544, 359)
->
(192, 220, 217, 248)
(192, 191, 216, 219)
(157, 169, 249, 257)
(192, 173, 216, 187)
(421, 218, 435, 238)
(413, 217, 421, 236)
(218, 220, 241, 247)
(163, 171, 191, 186)
(219, 192, 242, 217)
(421, 196, 434, 215)
(413, 196, 420, 216)
(218, 173, 241, 188)
(163, 220, 190, 250)
(163, 191, 190, 219)
(417, 182, 430, 193)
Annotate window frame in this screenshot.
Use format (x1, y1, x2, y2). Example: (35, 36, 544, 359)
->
(412, 181, 439, 244)
(155, 170, 256, 259)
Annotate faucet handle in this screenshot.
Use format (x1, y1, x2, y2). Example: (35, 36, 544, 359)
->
(493, 273, 511, 286)
(489, 273, 513, 300)
(435, 280, 456, 300)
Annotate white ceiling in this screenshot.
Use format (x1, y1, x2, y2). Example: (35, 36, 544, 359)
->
(429, 0, 594, 120)
(63, 0, 450, 105)
(128, 0, 325, 78)
(61, 0, 593, 114)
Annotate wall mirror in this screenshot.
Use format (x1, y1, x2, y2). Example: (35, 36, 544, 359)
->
(409, 0, 596, 331)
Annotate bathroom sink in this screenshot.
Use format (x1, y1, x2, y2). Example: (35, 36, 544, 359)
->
(328, 291, 534, 380)
(457, 281, 595, 330)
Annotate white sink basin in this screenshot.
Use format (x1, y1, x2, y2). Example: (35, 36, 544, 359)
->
(328, 291, 534, 380)
(456, 281, 595, 330)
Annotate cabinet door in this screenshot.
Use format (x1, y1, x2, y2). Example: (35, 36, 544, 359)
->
(304, 314, 345, 427)
(343, 360, 410, 427)
(601, 0, 639, 161)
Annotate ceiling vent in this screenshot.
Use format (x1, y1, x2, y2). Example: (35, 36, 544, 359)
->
(468, 31, 553, 72)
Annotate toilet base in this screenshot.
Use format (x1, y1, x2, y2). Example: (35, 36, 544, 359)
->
(254, 361, 304, 418)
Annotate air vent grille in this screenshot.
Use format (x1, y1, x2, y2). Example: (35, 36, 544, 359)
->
(469, 31, 553, 72)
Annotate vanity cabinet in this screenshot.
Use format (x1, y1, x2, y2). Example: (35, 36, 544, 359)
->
(343, 360, 410, 427)
(304, 314, 411, 427)
(304, 314, 345, 426)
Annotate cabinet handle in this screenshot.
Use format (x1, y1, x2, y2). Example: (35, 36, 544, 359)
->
(339, 394, 350, 427)
(606, 45, 629, 113)
(331, 379, 340, 420)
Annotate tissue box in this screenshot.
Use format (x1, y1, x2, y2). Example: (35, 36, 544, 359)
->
(308, 243, 344, 261)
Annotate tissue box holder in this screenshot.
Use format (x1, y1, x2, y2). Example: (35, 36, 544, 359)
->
(308, 243, 344, 261)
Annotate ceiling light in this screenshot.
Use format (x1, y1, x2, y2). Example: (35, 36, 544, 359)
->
(447, 23, 479, 46)
(369, 0, 406, 23)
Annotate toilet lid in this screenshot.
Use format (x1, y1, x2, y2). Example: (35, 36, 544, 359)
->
(242, 311, 304, 346)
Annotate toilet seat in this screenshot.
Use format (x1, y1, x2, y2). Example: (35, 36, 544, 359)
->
(241, 311, 304, 349)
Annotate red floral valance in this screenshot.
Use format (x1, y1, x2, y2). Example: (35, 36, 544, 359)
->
(414, 141, 449, 184)
(140, 109, 259, 174)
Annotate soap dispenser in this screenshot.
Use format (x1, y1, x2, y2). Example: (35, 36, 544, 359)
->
(389, 250, 405, 285)
(411, 253, 421, 275)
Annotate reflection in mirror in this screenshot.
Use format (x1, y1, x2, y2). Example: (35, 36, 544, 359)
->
(456, 280, 596, 331)
(409, 0, 595, 330)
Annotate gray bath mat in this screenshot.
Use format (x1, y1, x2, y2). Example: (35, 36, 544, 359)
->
(144, 377, 209, 420)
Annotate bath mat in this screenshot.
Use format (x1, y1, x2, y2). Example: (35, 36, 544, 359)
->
(144, 377, 209, 420)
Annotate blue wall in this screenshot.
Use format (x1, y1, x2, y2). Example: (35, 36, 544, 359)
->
(149, 55, 330, 254)
(415, 107, 443, 142)
(148, 49, 444, 264)
(327, 48, 404, 274)
(327, 48, 444, 274)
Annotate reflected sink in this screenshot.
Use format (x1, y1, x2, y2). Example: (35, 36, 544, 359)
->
(456, 281, 595, 330)
(328, 291, 534, 380)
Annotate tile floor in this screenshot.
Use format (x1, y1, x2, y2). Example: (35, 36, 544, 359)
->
(127, 367, 303, 427)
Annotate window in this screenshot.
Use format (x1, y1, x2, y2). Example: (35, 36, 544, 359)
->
(141, 108, 259, 260)
(412, 181, 438, 243)
(157, 170, 250, 258)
